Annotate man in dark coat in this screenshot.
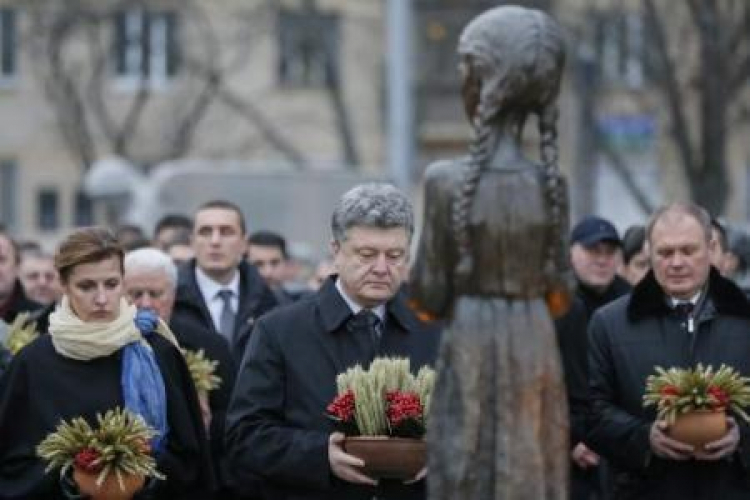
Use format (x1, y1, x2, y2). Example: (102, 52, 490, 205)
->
(557, 215, 631, 498)
(587, 202, 750, 500)
(0, 230, 43, 325)
(170, 200, 278, 365)
(225, 183, 441, 500)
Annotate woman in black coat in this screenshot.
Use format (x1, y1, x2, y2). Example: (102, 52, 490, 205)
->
(0, 227, 214, 499)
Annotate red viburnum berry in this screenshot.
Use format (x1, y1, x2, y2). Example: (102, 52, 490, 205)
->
(74, 447, 103, 473)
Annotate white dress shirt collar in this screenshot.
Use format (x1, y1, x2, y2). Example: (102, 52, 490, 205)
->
(334, 278, 386, 322)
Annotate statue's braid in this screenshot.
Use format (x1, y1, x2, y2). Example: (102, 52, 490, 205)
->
(539, 104, 565, 275)
(452, 103, 492, 280)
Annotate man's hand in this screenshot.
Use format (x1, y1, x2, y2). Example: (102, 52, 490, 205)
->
(650, 420, 694, 460)
(571, 442, 600, 469)
(328, 432, 378, 486)
(694, 417, 740, 461)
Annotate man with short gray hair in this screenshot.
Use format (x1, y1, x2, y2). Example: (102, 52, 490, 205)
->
(587, 202, 750, 499)
(124, 247, 237, 498)
(226, 183, 440, 500)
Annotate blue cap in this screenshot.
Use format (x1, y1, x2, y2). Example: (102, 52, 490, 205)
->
(571, 216, 621, 247)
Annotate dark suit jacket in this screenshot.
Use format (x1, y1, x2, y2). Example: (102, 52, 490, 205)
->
(171, 259, 278, 364)
(170, 259, 277, 498)
(225, 277, 441, 500)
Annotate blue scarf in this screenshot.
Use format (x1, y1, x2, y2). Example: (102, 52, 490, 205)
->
(121, 308, 169, 454)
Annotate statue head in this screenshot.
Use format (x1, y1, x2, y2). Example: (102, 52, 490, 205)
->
(458, 6, 565, 125)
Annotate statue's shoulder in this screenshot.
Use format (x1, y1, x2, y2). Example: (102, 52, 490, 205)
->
(423, 157, 467, 190)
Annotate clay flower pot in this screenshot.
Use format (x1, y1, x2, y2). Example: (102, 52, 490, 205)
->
(343, 436, 425, 479)
(668, 409, 728, 449)
(73, 468, 145, 500)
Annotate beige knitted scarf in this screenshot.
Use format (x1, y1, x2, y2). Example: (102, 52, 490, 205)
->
(49, 296, 178, 361)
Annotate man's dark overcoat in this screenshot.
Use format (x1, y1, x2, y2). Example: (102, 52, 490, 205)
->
(225, 276, 441, 500)
(587, 268, 750, 499)
(170, 258, 277, 499)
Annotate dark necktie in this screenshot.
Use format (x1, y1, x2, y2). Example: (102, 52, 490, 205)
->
(674, 302, 695, 318)
(217, 289, 236, 340)
(674, 302, 695, 333)
(346, 309, 382, 362)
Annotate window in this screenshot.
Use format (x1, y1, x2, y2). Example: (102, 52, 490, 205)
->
(0, 160, 17, 230)
(0, 8, 17, 79)
(74, 190, 94, 227)
(594, 12, 644, 88)
(38, 188, 59, 231)
(114, 9, 179, 87)
(277, 9, 339, 87)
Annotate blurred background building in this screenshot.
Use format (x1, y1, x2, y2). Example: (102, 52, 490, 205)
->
(0, 0, 749, 255)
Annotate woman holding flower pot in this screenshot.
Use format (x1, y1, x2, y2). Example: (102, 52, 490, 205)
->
(0, 227, 214, 499)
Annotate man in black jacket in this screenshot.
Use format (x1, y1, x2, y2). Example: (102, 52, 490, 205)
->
(170, 200, 277, 365)
(0, 229, 43, 325)
(557, 215, 631, 499)
(588, 202, 750, 499)
(169, 201, 276, 499)
(225, 183, 441, 500)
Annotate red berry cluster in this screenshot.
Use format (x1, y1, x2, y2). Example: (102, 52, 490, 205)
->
(327, 389, 356, 422)
(74, 447, 103, 473)
(386, 390, 423, 428)
(660, 385, 680, 397)
(708, 385, 730, 409)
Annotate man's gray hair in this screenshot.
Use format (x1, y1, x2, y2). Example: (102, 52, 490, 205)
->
(124, 247, 178, 289)
(331, 183, 414, 243)
(646, 202, 712, 243)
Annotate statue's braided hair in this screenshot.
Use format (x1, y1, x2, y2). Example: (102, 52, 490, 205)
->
(539, 103, 567, 278)
(452, 6, 565, 282)
(452, 102, 492, 281)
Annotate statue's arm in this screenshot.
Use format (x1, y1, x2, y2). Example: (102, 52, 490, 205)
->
(409, 162, 457, 320)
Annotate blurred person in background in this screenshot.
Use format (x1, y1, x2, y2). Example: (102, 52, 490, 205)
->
(0, 227, 43, 325)
(247, 230, 306, 305)
(125, 247, 236, 499)
(558, 216, 631, 499)
(19, 250, 61, 306)
(309, 258, 335, 290)
(115, 223, 150, 252)
(164, 230, 195, 266)
(619, 225, 650, 286)
(710, 219, 734, 277)
(153, 214, 193, 251)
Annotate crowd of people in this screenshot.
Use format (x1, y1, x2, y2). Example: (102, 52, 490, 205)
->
(3, 2, 750, 497)
(0, 183, 441, 499)
(2, 186, 750, 500)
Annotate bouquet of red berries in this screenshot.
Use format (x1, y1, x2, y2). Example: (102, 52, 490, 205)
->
(326, 357, 435, 438)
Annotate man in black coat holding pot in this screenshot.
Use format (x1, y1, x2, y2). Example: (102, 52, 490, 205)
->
(587, 202, 750, 499)
(225, 183, 440, 500)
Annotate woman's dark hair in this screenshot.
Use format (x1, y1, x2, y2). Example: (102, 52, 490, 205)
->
(621, 225, 646, 265)
(55, 227, 124, 283)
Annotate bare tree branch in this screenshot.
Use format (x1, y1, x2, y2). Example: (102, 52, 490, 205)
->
(643, 0, 697, 174)
(215, 88, 307, 169)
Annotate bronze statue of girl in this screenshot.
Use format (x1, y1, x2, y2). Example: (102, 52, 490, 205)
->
(410, 6, 571, 499)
